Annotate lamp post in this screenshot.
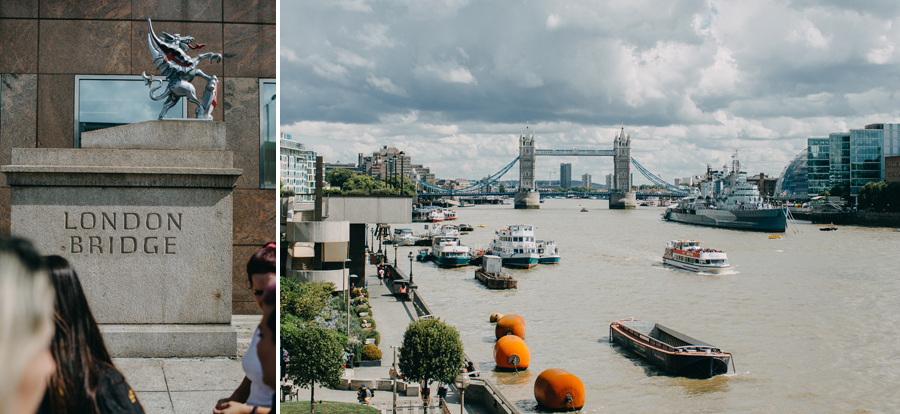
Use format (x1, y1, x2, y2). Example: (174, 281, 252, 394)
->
(394, 244, 398, 266)
(391, 345, 400, 413)
(408, 251, 414, 283)
(454, 369, 471, 414)
(399, 151, 405, 195)
(344, 258, 352, 338)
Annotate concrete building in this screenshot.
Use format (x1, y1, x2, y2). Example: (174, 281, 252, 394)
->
(605, 173, 613, 188)
(560, 163, 572, 188)
(0, 2, 276, 314)
(280, 133, 316, 201)
(747, 173, 777, 197)
(360, 146, 411, 180)
(886, 156, 900, 182)
(582, 173, 592, 189)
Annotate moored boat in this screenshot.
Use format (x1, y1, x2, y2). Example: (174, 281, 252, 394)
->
(392, 228, 417, 246)
(475, 255, 517, 289)
(609, 319, 732, 378)
(661, 240, 729, 274)
(431, 234, 470, 267)
(663, 152, 787, 232)
(442, 208, 457, 220)
(459, 223, 475, 233)
(487, 225, 540, 268)
(536, 240, 560, 264)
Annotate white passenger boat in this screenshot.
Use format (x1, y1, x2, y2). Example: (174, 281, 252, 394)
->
(431, 234, 470, 267)
(536, 240, 560, 264)
(662, 240, 730, 274)
(392, 228, 417, 246)
(442, 208, 457, 220)
(486, 225, 540, 268)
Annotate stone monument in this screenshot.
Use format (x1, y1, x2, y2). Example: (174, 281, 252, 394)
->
(0, 22, 242, 357)
(515, 126, 540, 209)
(610, 127, 637, 209)
(2, 121, 241, 357)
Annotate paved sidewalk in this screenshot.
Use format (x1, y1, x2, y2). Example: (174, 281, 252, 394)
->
(115, 315, 261, 414)
(288, 261, 478, 413)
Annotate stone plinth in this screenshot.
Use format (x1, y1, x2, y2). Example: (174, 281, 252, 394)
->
(514, 191, 540, 209)
(1, 121, 242, 357)
(609, 192, 637, 209)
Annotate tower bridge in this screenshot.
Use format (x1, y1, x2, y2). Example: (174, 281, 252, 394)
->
(415, 125, 687, 206)
(515, 125, 636, 209)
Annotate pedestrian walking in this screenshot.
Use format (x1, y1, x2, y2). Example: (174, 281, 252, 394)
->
(377, 266, 385, 285)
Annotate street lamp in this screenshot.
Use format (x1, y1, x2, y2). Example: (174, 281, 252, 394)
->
(399, 151, 405, 195)
(454, 368, 471, 414)
(391, 345, 400, 413)
(394, 244, 398, 265)
(344, 258, 352, 338)
(408, 251, 414, 283)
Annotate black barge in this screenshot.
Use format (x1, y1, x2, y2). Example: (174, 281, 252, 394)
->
(610, 319, 731, 379)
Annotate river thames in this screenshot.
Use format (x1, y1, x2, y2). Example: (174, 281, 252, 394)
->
(392, 199, 898, 413)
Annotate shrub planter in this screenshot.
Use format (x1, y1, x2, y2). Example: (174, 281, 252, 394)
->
(359, 359, 382, 367)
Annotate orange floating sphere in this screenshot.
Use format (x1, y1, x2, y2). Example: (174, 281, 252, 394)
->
(490, 312, 504, 323)
(493, 335, 530, 371)
(495, 314, 526, 339)
(534, 368, 585, 411)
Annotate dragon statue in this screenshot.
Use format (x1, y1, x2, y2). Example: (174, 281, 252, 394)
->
(141, 19, 222, 120)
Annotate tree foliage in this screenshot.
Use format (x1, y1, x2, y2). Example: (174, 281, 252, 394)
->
(857, 180, 900, 212)
(343, 174, 385, 192)
(282, 324, 345, 411)
(281, 278, 335, 322)
(325, 168, 354, 189)
(398, 318, 465, 384)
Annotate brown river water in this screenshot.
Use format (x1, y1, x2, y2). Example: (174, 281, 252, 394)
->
(389, 199, 898, 413)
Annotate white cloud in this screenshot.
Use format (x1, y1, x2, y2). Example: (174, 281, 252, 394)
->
(546, 13, 561, 30)
(787, 19, 831, 50)
(335, 48, 374, 68)
(414, 63, 477, 84)
(366, 74, 407, 95)
(356, 24, 397, 49)
(333, 0, 372, 13)
(303, 54, 349, 83)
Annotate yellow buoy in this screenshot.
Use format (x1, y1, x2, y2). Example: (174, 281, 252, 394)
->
(534, 368, 585, 411)
(490, 313, 504, 323)
(769, 235, 781, 239)
(495, 314, 526, 339)
(478, 224, 486, 227)
(494, 335, 530, 371)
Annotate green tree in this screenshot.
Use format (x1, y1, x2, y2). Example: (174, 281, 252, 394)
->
(280, 180, 295, 197)
(344, 174, 384, 192)
(498, 183, 506, 192)
(398, 318, 465, 385)
(325, 168, 354, 189)
(282, 324, 345, 414)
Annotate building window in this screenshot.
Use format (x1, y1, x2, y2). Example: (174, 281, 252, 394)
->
(260, 79, 277, 189)
(74, 75, 187, 148)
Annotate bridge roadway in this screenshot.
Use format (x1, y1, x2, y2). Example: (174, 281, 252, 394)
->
(417, 191, 682, 198)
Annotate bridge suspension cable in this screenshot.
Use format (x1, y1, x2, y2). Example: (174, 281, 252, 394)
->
(417, 156, 520, 194)
(630, 158, 689, 196)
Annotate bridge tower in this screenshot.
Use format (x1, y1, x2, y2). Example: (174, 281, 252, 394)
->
(514, 125, 540, 209)
(610, 126, 637, 209)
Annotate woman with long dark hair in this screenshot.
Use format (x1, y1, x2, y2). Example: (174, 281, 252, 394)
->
(215, 242, 276, 413)
(38, 255, 144, 414)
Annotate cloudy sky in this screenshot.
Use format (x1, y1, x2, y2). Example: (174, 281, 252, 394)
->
(281, 0, 900, 185)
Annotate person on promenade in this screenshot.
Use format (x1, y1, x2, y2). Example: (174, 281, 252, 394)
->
(215, 242, 276, 413)
(377, 266, 384, 284)
(357, 386, 370, 404)
(0, 236, 55, 414)
(216, 280, 277, 413)
(437, 383, 448, 401)
(38, 256, 144, 414)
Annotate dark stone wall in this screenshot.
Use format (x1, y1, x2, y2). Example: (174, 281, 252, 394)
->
(0, 0, 275, 314)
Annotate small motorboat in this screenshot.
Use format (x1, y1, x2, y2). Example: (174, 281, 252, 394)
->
(580, 207, 588, 212)
(820, 224, 838, 231)
(609, 319, 732, 378)
(458, 223, 475, 233)
(415, 248, 430, 262)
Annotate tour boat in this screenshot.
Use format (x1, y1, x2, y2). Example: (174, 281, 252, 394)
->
(392, 228, 417, 246)
(415, 248, 430, 261)
(430, 234, 470, 267)
(610, 319, 732, 379)
(474, 255, 517, 289)
(441, 208, 457, 220)
(536, 240, 560, 264)
(662, 240, 729, 274)
(458, 223, 474, 233)
(412, 208, 443, 223)
(486, 225, 540, 268)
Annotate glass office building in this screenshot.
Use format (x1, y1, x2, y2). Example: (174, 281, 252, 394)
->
(807, 138, 830, 196)
(775, 150, 808, 200)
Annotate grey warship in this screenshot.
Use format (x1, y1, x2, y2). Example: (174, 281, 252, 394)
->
(663, 153, 787, 232)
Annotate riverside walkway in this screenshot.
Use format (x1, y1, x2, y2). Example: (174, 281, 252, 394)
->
(289, 260, 490, 413)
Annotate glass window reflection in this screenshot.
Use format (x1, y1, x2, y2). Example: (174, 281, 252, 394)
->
(76, 76, 185, 147)
(260, 80, 277, 189)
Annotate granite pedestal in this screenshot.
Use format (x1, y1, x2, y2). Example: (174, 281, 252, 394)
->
(514, 191, 540, 209)
(1, 121, 242, 357)
(609, 192, 637, 209)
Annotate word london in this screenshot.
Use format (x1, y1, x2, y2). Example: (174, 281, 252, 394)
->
(64, 211, 183, 255)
